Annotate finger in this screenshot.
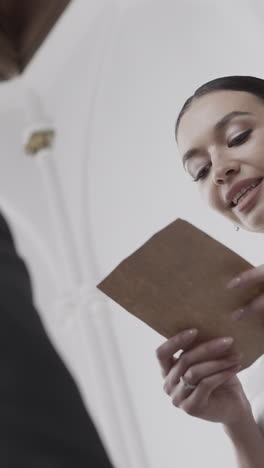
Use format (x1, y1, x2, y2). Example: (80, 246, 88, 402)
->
(227, 264, 264, 289)
(231, 292, 264, 321)
(164, 335, 235, 390)
(156, 329, 198, 377)
(177, 364, 242, 415)
(165, 352, 242, 396)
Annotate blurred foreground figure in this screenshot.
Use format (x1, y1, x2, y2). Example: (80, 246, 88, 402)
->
(0, 212, 113, 467)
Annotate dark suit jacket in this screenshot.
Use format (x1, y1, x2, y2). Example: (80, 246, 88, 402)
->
(0, 212, 113, 468)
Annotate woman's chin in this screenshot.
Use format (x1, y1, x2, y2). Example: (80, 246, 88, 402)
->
(246, 224, 264, 233)
(240, 216, 264, 233)
(226, 204, 264, 233)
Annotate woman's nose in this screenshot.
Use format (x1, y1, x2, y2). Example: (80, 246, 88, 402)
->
(212, 162, 240, 184)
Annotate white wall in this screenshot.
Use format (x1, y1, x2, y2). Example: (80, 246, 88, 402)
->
(1, 1, 264, 467)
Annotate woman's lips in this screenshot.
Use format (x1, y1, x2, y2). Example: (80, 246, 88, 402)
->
(233, 178, 263, 213)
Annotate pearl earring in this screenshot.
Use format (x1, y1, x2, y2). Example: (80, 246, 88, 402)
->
(234, 225, 240, 231)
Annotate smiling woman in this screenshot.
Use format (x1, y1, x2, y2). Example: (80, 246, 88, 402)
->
(155, 76, 264, 468)
(175, 76, 264, 234)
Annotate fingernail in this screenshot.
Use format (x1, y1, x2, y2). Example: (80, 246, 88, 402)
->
(235, 364, 242, 372)
(227, 277, 241, 289)
(229, 351, 243, 361)
(220, 336, 234, 346)
(231, 308, 245, 321)
(182, 328, 198, 340)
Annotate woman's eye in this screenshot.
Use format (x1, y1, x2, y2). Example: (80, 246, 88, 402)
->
(228, 129, 252, 147)
(192, 164, 211, 182)
(192, 129, 252, 182)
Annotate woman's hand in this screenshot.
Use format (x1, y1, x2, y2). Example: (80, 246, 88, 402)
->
(227, 264, 264, 320)
(156, 329, 252, 426)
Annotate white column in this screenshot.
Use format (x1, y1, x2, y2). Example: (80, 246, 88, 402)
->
(21, 86, 150, 468)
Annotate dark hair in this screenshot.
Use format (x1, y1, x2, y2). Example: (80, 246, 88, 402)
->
(175, 75, 264, 139)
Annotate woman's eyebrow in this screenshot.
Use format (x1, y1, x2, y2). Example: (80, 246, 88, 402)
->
(182, 110, 253, 170)
(214, 110, 253, 133)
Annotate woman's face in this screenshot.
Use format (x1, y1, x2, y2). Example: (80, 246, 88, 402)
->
(177, 90, 264, 233)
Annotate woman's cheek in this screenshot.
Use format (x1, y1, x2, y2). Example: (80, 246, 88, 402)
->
(206, 188, 223, 212)
(201, 185, 214, 208)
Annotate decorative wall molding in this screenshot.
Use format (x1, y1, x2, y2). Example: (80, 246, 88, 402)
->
(20, 80, 151, 468)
